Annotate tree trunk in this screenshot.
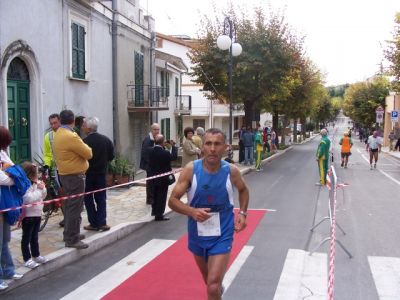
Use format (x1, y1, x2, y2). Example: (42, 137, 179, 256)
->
(293, 119, 298, 143)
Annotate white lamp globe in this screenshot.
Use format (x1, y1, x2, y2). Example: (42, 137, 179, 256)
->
(217, 35, 231, 50)
(232, 43, 242, 56)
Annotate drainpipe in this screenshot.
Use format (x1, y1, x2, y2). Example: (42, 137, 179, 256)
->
(150, 31, 155, 124)
(111, 0, 119, 151)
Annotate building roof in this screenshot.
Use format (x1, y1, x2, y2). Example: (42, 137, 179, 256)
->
(155, 50, 188, 72)
(156, 32, 199, 48)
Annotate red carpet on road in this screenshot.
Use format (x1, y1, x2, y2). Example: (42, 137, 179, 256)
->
(102, 209, 266, 300)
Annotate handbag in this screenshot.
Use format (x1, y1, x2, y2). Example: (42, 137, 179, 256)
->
(167, 174, 176, 185)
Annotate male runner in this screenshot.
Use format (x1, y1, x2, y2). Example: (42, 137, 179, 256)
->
(168, 128, 249, 300)
(366, 130, 382, 170)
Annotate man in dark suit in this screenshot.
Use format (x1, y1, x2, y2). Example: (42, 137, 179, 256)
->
(140, 123, 160, 205)
(148, 134, 177, 221)
(82, 117, 115, 232)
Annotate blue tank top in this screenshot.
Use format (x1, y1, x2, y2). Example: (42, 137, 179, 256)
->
(187, 159, 234, 243)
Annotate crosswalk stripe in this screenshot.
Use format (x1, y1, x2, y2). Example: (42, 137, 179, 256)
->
(60, 239, 175, 300)
(368, 256, 400, 299)
(273, 249, 327, 300)
(223, 246, 254, 292)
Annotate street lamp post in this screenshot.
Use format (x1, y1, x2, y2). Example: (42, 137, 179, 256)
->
(217, 17, 242, 146)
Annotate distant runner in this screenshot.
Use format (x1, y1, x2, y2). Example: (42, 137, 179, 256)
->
(339, 132, 353, 168)
(366, 131, 382, 170)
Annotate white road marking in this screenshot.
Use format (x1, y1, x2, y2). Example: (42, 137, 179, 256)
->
(369, 256, 400, 299)
(223, 246, 254, 291)
(60, 239, 175, 300)
(273, 249, 327, 300)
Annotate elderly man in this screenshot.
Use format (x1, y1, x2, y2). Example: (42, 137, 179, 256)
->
(316, 129, 331, 186)
(82, 117, 114, 232)
(53, 110, 92, 249)
(366, 130, 382, 170)
(169, 128, 249, 299)
(192, 127, 205, 150)
(140, 123, 160, 205)
(148, 134, 177, 221)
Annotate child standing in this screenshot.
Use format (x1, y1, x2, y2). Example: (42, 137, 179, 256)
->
(20, 162, 48, 269)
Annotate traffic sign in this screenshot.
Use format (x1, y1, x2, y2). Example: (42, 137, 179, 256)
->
(391, 111, 398, 123)
(376, 105, 384, 113)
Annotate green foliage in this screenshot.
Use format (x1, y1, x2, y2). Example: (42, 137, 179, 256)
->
(384, 12, 400, 92)
(109, 156, 134, 176)
(343, 76, 390, 128)
(188, 5, 323, 126)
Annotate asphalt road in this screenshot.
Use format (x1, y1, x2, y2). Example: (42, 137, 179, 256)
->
(3, 122, 400, 300)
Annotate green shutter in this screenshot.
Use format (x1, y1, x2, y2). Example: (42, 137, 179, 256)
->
(166, 73, 170, 97)
(134, 51, 144, 105)
(71, 22, 86, 79)
(175, 77, 179, 96)
(166, 118, 170, 140)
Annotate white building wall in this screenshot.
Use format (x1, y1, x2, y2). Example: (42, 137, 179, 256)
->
(0, 0, 113, 159)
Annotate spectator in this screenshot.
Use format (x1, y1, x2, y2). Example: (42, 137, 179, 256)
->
(240, 127, 254, 165)
(263, 127, 270, 153)
(42, 113, 64, 227)
(140, 123, 160, 205)
(388, 130, 396, 151)
(82, 117, 115, 232)
(53, 110, 93, 249)
(181, 127, 201, 167)
(20, 161, 48, 269)
(0, 126, 24, 290)
(238, 126, 246, 163)
(254, 127, 264, 171)
(271, 128, 277, 152)
(192, 127, 205, 150)
(316, 129, 331, 185)
(148, 134, 177, 221)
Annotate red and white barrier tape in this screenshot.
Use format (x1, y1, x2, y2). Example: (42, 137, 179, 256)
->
(0, 168, 182, 214)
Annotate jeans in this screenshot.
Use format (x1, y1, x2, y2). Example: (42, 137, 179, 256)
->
(21, 217, 41, 261)
(0, 213, 15, 281)
(84, 174, 107, 227)
(60, 174, 85, 245)
(244, 146, 254, 165)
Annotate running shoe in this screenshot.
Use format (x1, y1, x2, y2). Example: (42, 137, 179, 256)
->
(25, 258, 40, 269)
(0, 282, 8, 290)
(33, 256, 48, 264)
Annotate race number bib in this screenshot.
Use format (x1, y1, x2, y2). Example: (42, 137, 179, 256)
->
(197, 212, 221, 236)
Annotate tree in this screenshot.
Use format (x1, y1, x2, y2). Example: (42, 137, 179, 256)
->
(342, 77, 390, 128)
(188, 7, 308, 128)
(384, 12, 400, 92)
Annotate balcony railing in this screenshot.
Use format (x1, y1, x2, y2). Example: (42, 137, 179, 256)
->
(174, 95, 192, 115)
(127, 84, 169, 112)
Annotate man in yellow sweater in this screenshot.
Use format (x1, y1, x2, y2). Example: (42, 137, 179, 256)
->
(53, 110, 92, 249)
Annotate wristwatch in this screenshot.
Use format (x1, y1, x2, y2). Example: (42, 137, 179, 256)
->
(239, 210, 248, 217)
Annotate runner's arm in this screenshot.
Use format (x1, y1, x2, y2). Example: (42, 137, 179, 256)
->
(230, 165, 249, 232)
(168, 162, 211, 222)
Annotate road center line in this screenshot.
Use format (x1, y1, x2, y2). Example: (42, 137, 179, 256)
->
(223, 246, 254, 292)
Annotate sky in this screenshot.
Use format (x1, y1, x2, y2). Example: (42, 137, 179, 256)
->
(144, 0, 400, 86)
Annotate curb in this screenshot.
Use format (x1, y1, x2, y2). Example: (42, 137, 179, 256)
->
(2, 142, 303, 293)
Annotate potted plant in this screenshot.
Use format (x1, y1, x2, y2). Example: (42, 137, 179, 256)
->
(108, 156, 134, 186)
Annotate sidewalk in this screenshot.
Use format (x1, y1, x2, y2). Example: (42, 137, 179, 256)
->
(3, 136, 314, 292)
(381, 146, 400, 160)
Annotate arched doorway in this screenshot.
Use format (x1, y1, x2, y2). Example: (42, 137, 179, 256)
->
(7, 57, 31, 162)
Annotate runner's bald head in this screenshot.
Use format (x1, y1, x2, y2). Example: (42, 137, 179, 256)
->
(320, 129, 327, 136)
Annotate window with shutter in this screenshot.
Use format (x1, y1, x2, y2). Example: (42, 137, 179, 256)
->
(134, 51, 144, 106)
(71, 22, 86, 79)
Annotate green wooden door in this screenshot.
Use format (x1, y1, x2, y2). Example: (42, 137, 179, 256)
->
(7, 80, 31, 162)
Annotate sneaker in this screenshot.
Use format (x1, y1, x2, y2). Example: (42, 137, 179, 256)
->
(374, 163, 377, 169)
(370, 165, 373, 170)
(341, 161, 344, 167)
(84, 225, 99, 231)
(11, 273, 23, 280)
(0, 282, 8, 290)
(99, 225, 111, 232)
(79, 234, 86, 240)
(65, 241, 89, 249)
(33, 256, 48, 264)
(24, 258, 40, 269)
(315, 182, 323, 186)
